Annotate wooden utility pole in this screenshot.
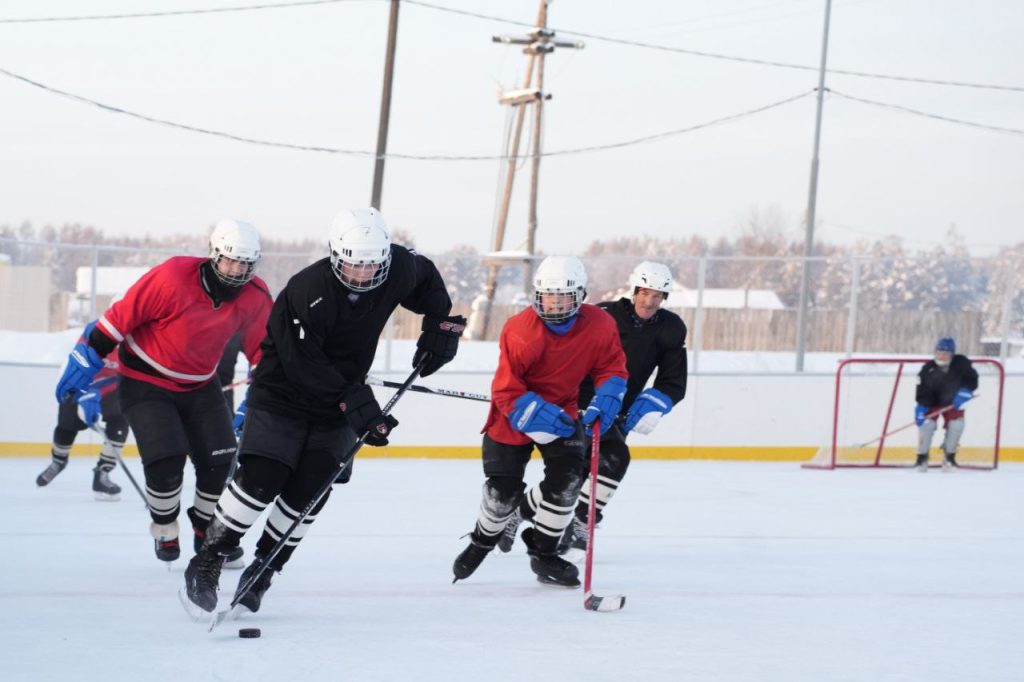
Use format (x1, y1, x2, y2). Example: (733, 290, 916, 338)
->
(370, 0, 401, 210)
(478, 0, 583, 339)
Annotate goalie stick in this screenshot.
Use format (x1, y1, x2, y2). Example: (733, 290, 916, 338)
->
(583, 417, 626, 612)
(207, 362, 424, 631)
(852, 400, 969, 449)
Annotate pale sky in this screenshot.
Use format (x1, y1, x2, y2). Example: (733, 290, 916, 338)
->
(1, 0, 1022, 256)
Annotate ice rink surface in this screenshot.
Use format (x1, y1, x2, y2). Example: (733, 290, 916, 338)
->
(2, 457, 1022, 682)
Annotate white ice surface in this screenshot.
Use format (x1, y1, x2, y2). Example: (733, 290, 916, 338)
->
(3, 458, 1022, 682)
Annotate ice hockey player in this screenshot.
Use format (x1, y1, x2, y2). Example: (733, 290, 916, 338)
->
(914, 336, 978, 471)
(452, 255, 627, 588)
(37, 320, 129, 500)
(53, 219, 272, 563)
(503, 260, 687, 558)
(182, 208, 465, 617)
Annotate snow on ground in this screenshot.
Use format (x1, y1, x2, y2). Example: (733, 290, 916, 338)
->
(2, 457, 1022, 682)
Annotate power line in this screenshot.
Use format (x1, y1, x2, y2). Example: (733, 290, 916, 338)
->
(0, 0, 360, 24)
(402, 1, 1024, 93)
(829, 90, 1024, 136)
(3, 0, 1019, 93)
(0, 66, 811, 160)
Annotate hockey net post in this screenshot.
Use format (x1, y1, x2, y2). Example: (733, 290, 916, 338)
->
(803, 358, 1005, 471)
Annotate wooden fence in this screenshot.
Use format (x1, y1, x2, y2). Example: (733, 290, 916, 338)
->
(389, 305, 984, 355)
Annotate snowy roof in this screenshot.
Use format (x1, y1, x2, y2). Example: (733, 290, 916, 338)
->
(74, 266, 149, 296)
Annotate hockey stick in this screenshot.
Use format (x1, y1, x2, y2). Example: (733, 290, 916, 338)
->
(852, 400, 968, 449)
(221, 377, 250, 393)
(87, 422, 147, 507)
(208, 362, 424, 632)
(583, 418, 626, 612)
(365, 375, 490, 403)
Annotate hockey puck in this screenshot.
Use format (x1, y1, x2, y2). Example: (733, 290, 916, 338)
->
(238, 628, 261, 639)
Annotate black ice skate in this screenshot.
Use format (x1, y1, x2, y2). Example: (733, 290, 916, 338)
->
(943, 452, 959, 472)
(91, 465, 121, 501)
(497, 509, 523, 553)
(914, 454, 929, 472)
(35, 457, 68, 487)
(151, 522, 181, 562)
(523, 528, 580, 588)
(452, 538, 493, 582)
(557, 516, 588, 558)
(234, 557, 277, 613)
(182, 550, 226, 618)
(189, 508, 245, 569)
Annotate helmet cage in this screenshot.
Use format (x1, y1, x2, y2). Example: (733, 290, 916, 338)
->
(209, 220, 261, 287)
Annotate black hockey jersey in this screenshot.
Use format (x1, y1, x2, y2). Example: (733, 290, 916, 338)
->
(916, 354, 978, 408)
(248, 245, 452, 424)
(578, 298, 688, 415)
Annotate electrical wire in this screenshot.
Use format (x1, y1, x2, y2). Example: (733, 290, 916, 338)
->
(402, 1, 1024, 93)
(1, 1, 1019, 93)
(0, 66, 812, 160)
(0, 0, 360, 24)
(829, 90, 1024, 136)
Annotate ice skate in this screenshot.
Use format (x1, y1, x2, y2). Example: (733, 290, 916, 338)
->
(943, 452, 958, 472)
(497, 509, 523, 553)
(91, 465, 121, 501)
(523, 528, 580, 588)
(452, 538, 493, 582)
(234, 557, 277, 613)
(151, 522, 181, 563)
(557, 516, 588, 563)
(35, 457, 68, 487)
(182, 549, 225, 618)
(914, 454, 929, 472)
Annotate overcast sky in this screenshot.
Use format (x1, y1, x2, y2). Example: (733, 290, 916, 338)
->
(1, 0, 1021, 256)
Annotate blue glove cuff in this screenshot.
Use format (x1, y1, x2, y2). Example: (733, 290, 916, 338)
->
(594, 376, 627, 400)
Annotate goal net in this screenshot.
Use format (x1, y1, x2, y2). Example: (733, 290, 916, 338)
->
(803, 358, 1005, 470)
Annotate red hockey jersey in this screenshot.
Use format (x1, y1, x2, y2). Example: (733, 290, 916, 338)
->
(96, 256, 272, 392)
(483, 303, 627, 446)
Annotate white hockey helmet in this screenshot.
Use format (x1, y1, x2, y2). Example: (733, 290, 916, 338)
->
(532, 255, 588, 323)
(209, 219, 261, 286)
(628, 260, 673, 300)
(328, 208, 392, 292)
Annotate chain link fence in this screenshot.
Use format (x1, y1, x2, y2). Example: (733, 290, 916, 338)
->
(2, 237, 1021, 368)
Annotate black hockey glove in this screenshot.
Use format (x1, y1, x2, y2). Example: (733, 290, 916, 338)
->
(413, 314, 467, 377)
(338, 384, 399, 447)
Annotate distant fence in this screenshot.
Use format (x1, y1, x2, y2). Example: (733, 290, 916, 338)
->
(1, 237, 1021, 366)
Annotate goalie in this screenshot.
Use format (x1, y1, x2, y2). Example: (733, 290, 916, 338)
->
(914, 337, 978, 471)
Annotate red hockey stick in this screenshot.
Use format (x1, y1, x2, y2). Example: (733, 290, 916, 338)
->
(583, 417, 626, 612)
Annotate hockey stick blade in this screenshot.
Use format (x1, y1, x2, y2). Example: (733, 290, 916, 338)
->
(584, 591, 626, 612)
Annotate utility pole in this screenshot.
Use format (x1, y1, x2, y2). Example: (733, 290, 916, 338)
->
(795, 0, 833, 371)
(478, 0, 584, 339)
(370, 0, 401, 210)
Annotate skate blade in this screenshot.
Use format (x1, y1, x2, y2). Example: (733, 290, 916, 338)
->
(207, 605, 244, 632)
(584, 592, 626, 611)
(178, 587, 215, 623)
(93, 492, 121, 502)
(535, 574, 581, 589)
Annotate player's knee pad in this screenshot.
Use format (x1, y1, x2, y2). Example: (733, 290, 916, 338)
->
(52, 425, 78, 448)
(599, 440, 631, 481)
(104, 415, 129, 444)
(235, 456, 291, 505)
(481, 476, 523, 518)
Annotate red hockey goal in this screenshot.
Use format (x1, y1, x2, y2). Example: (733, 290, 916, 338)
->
(804, 358, 1005, 471)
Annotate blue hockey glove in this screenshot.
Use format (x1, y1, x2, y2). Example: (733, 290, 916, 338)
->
(55, 342, 104, 402)
(914, 404, 928, 427)
(509, 391, 576, 444)
(232, 398, 247, 438)
(952, 388, 973, 410)
(581, 376, 627, 436)
(76, 389, 102, 427)
(624, 387, 674, 435)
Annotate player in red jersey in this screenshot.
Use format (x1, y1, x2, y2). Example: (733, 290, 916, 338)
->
(452, 255, 627, 587)
(54, 220, 273, 564)
(36, 320, 129, 500)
